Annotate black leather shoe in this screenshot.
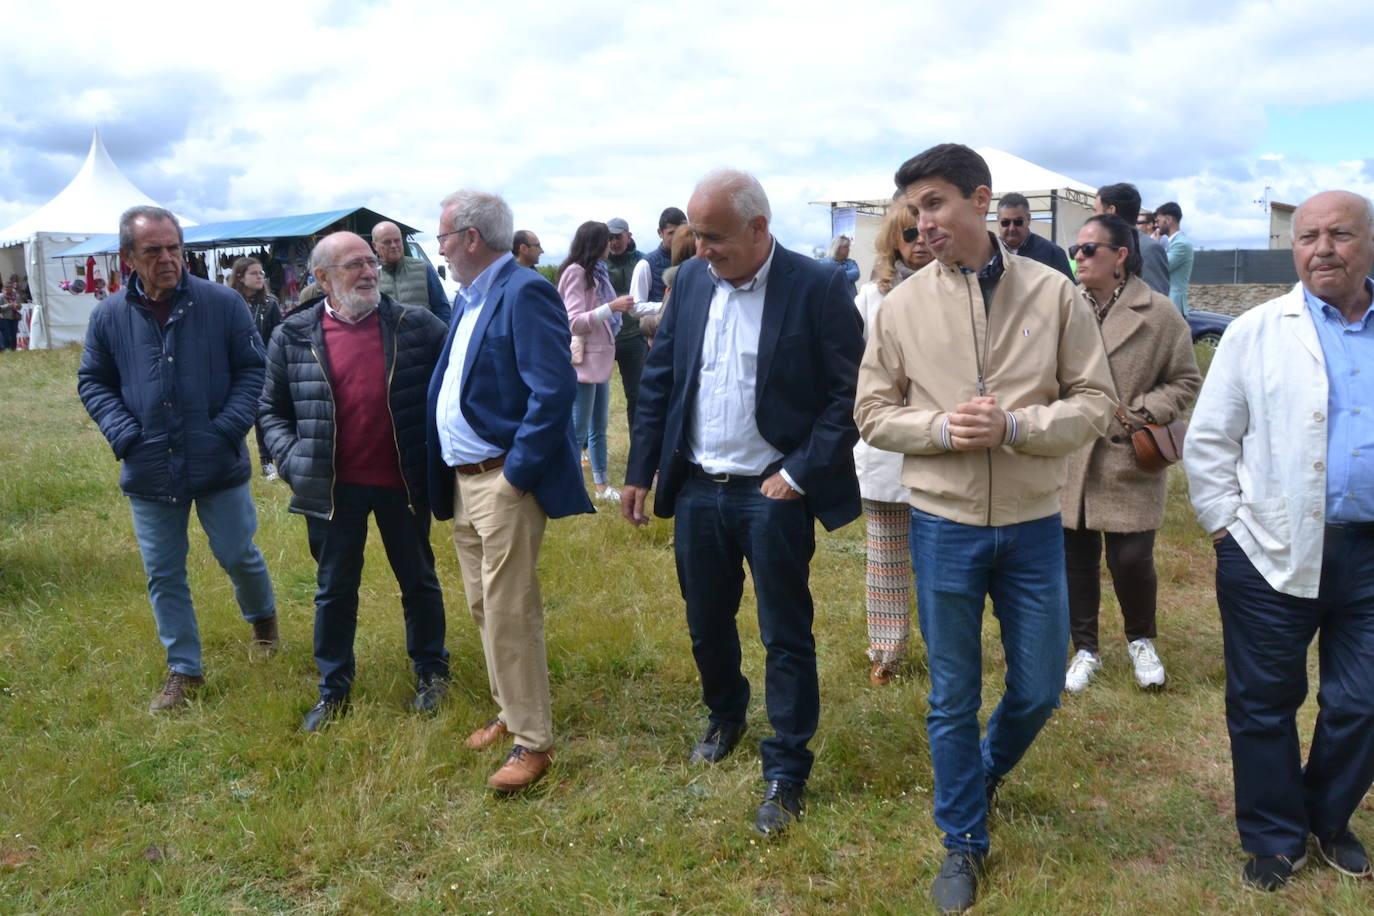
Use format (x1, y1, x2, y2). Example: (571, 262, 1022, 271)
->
(754, 779, 804, 837)
(689, 721, 747, 764)
(412, 673, 449, 714)
(931, 849, 985, 912)
(300, 696, 347, 733)
(1318, 828, 1372, 877)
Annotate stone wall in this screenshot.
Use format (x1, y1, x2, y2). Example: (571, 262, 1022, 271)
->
(1187, 283, 1291, 317)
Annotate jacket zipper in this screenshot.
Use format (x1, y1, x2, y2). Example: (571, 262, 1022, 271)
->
(384, 312, 416, 513)
(962, 270, 994, 527)
(309, 340, 339, 521)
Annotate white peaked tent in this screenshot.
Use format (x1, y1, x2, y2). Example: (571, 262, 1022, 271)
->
(0, 129, 193, 348)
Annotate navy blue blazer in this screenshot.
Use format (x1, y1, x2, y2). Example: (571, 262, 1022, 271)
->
(426, 258, 593, 520)
(1015, 232, 1075, 281)
(626, 244, 863, 532)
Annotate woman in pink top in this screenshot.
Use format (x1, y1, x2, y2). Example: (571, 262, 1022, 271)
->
(557, 221, 634, 501)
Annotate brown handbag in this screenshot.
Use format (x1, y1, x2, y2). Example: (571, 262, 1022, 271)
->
(1131, 419, 1187, 472)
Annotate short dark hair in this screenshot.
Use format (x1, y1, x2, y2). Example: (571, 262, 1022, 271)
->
(512, 229, 534, 255)
(894, 144, 991, 199)
(119, 205, 182, 254)
(657, 206, 686, 231)
(1084, 213, 1143, 277)
(1156, 201, 1183, 222)
(1096, 183, 1142, 224)
(997, 192, 1030, 213)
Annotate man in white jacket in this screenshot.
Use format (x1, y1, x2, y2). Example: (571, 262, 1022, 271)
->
(1184, 189, 1374, 892)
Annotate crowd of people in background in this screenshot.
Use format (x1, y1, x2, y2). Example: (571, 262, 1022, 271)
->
(67, 141, 1374, 913)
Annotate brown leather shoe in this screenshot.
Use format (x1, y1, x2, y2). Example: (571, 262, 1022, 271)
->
(870, 661, 895, 686)
(149, 671, 205, 713)
(465, 716, 509, 750)
(250, 616, 280, 655)
(487, 745, 553, 792)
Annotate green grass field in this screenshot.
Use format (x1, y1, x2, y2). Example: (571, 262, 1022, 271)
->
(1, 345, 1367, 913)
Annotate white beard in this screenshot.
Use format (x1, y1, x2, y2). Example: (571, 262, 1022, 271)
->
(332, 286, 380, 319)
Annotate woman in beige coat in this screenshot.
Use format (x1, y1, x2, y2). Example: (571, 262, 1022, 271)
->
(1061, 214, 1202, 693)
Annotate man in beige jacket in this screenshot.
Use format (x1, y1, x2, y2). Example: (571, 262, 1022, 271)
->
(855, 143, 1115, 913)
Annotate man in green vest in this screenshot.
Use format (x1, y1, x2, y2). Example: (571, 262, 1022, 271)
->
(372, 221, 453, 324)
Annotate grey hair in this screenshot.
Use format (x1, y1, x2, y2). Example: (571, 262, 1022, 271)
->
(439, 190, 514, 252)
(692, 168, 771, 225)
(119, 206, 182, 253)
(827, 236, 852, 259)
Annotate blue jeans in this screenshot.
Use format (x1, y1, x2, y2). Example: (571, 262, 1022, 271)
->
(1216, 529, 1374, 856)
(572, 381, 610, 485)
(304, 484, 448, 700)
(127, 482, 277, 676)
(674, 474, 818, 783)
(910, 509, 1068, 855)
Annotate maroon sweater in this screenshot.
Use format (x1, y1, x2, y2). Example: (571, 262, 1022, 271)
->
(322, 308, 404, 488)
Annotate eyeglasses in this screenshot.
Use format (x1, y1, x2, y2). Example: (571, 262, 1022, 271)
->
(1136, 219, 1154, 226)
(437, 225, 479, 245)
(901, 226, 920, 243)
(247, 270, 266, 278)
(1000, 218, 1025, 228)
(1067, 242, 1122, 259)
(326, 257, 381, 272)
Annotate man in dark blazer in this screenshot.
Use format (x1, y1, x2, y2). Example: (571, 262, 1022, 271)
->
(997, 192, 1075, 280)
(427, 189, 592, 793)
(621, 168, 864, 837)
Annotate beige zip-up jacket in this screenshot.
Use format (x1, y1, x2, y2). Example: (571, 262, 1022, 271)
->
(854, 239, 1116, 527)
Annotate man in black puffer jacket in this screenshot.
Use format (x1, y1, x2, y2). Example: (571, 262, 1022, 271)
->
(258, 231, 451, 732)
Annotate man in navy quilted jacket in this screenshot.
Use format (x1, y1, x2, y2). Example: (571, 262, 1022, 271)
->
(78, 206, 279, 714)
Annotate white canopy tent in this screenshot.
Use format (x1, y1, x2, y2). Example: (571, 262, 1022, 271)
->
(810, 147, 1097, 284)
(0, 129, 193, 348)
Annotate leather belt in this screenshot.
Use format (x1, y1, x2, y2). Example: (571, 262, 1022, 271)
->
(689, 463, 765, 485)
(454, 454, 507, 476)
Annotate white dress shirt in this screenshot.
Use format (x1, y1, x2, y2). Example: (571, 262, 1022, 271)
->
(435, 253, 511, 466)
(687, 241, 794, 486)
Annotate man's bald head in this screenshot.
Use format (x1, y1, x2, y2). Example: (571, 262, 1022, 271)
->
(1292, 190, 1374, 318)
(372, 221, 405, 267)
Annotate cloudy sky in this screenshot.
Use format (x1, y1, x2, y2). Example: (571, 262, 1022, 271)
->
(2, 0, 1372, 259)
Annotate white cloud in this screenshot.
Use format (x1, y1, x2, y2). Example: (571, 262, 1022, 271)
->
(3, 0, 1374, 254)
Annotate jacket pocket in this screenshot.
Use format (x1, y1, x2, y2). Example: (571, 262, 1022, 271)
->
(1237, 496, 1290, 555)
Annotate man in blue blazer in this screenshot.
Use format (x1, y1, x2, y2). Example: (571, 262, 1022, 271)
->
(427, 189, 592, 793)
(622, 168, 864, 836)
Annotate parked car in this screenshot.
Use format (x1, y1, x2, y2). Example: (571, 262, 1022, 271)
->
(1187, 309, 1233, 349)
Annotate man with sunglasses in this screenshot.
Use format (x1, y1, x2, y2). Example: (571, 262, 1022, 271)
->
(996, 192, 1074, 280)
(259, 231, 452, 733)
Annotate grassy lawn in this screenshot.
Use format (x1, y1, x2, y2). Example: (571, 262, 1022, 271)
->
(0, 344, 1367, 913)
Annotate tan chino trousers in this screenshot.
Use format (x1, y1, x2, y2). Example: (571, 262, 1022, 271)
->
(451, 466, 552, 751)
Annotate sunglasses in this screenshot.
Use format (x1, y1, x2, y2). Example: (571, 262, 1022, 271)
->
(902, 226, 920, 243)
(1067, 242, 1122, 259)
(999, 218, 1025, 228)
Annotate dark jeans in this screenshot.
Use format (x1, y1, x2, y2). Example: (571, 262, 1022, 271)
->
(1216, 529, 1374, 857)
(614, 329, 646, 435)
(0, 318, 17, 350)
(1064, 527, 1157, 654)
(305, 483, 448, 699)
(674, 474, 818, 783)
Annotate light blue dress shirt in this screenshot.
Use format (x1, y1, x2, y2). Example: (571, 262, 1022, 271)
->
(435, 253, 513, 466)
(1305, 278, 1374, 522)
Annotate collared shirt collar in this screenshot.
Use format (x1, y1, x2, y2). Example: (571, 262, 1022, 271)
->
(1303, 277, 1374, 327)
(958, 233, 1005, 279)
(130, 270, 188, 303)
(457, 252, 514, 310)
(324, 296, 379, 324)
(707, 239, 777, 292)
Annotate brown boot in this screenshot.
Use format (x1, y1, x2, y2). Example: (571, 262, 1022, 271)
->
(487, 745, 553, 792)
(870, 662, 895, 686)
(149, 671, 205, 713)
(465, 716, 509, 750)
(250, 616, 280, 656)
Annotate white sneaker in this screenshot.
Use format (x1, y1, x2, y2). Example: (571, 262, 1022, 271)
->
(262, 463, 278, 481)
(595, 486, 620, 502)
(1128, 638, 1166, 689)
(1064, 650, 1101, 693)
